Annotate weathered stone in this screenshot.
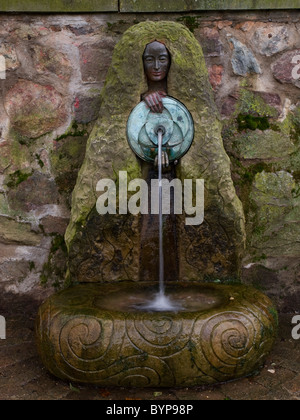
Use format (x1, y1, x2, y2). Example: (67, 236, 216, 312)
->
(7, 172, 60, 213)
(73, 92, 102, 124)
(0, 142, 11, 173)
(208, 64, 224, 91)
(31, 45, 72, 81)
(0, 193, 9, 215)
(51, 133, 88, 201)
(66, 25, 94, 36)
(221, 94, 239, 118)
(232, 130, 295, 161)
(78, 38, 115, 83)
(249, 171, 300, 258)
(252, 25, 291, 57)
(229, 37, 262, 77)
(237, 89, 279, 118)
(0, 0, 118, 12)
(195, 27, 223, 57)
(4, 80, 67, 138)
(272, 50, 300, 89)
(0, 260, 30, 284)
(36, 282, 277, 387)
(235, 21, 255, 32)
(221, 89, 281, 120)
(242, 257, 300, 313)
(40, 216, 69, 236)
(0, 216, 42, 246)
(0, 43, 20, 71)
(120, 0, 300, 12)
(255, 92, 282, 115)
(69, 210, 141, 283)
(66, 22, 246, 283)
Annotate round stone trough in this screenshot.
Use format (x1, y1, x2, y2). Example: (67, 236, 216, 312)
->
(36, 282, 278, 387)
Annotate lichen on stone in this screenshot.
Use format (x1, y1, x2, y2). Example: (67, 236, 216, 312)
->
(66, 21, 246, 283)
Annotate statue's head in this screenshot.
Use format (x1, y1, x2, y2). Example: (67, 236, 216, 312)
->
(143, 41, 171, 83)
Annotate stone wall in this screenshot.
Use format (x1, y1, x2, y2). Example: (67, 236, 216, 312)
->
(0, 10, 299, 311)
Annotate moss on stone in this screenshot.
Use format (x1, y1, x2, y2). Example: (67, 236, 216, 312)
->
(232, 130, 295, 161)
(120, 0, 300, 13)
(65, 21, 246, 284)
(55, 121, 88, 142)
(40, 234, 68, 288)
(176, 16, 200, 33)
(51, 128, 89, 205)
(238, 89, 278, 119)
(0, 0, 118, 12)
(0, 215, 42, 246)
(6, 169, 34, 189)
(248, 171, 300, 257)
(237, 114, 270, 132)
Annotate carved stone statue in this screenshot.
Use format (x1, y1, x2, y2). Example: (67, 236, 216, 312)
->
(142, 41, 170, 114)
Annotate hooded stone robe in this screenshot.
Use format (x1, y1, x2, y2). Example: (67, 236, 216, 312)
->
(65, 21, 246, 283)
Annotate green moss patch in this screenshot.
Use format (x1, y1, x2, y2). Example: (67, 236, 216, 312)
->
(6, 170, 34, 189)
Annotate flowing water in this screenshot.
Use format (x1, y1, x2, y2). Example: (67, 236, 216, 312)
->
(136, 129, 183, 312)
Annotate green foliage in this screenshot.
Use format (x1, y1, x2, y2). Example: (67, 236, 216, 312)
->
(237, 114, 270, 132)
(176, 16, 199, 33)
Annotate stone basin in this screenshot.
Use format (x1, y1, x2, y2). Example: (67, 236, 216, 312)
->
(36, 282, 278, 387)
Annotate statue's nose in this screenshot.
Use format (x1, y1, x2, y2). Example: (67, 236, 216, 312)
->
(154, 59, 160, 70)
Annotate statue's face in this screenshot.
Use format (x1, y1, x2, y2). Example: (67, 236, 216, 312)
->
(143, 41, 171, 82)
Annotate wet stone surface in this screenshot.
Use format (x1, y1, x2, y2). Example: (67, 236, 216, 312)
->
(1, 289, 298, 400)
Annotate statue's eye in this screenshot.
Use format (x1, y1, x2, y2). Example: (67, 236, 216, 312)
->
(145, 57, 154, 63)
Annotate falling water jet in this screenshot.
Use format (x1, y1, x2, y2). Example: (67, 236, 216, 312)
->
(134, 127, 183, 313)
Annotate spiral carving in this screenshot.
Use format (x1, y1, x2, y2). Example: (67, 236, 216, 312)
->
(58, 315, 123, 373)
(36, 283, 277, 387)
(126, 314, 193, 357)
(192, 311, 266, 381)
(96, 356, 175, 388)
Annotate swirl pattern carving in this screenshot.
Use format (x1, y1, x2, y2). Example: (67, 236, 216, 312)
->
(126, 314, 193, 357)
(192, 311, 265, 382)
(36, 283, 278, 387)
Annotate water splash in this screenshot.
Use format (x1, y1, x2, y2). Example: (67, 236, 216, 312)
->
(136, 291, 183, 312)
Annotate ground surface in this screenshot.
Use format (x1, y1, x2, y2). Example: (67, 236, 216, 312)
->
(0, 291, 299, 401)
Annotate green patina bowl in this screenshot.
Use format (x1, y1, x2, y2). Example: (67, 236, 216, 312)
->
(36, 282, 278, 387)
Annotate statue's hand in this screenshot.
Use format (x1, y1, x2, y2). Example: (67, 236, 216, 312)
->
(154, 151, 169, 169)
(144, 91, 167, 113)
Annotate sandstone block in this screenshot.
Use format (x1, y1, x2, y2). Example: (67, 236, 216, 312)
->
(7, 172, 60, 213)
(78, 38, 115, 83)
(4, 80, 67, 138)
(272, 49, 300, 88)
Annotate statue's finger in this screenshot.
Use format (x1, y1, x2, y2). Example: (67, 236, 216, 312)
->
(147, 96, 158, 113)
(154, 93, 164, 113)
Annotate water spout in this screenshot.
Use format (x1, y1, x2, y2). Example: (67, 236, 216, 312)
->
(157, 127, 165, 299)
